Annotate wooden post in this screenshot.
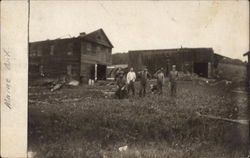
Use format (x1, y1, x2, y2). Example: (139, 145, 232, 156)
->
(207, 62, 211, 78)
(95, 64, 97, 81)
(191, 61, 194, 74)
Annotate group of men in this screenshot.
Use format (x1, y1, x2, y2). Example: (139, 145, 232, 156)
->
(115, 65, 178, 99)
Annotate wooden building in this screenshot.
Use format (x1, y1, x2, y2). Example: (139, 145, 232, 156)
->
(128, 48, 221, 78)
(29, 29, 113, 83)
(243, 51, 250, 89)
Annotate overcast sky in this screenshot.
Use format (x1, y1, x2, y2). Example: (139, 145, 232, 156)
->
(30, 1, 249, 61)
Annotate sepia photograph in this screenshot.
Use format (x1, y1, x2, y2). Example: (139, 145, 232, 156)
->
(25, 1, 249, 157)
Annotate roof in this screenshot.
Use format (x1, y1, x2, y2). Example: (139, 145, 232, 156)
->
(82, 29, 113, 48)
(129, 47, 214, 54)
(29, 28, 113, 48)
(243, 51, 250, 56)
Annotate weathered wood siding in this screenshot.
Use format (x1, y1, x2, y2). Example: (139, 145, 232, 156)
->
(29, 29, 113, 83)
(80, 40, 111, 79)
(29, 39, 81, 80)
(128, 48, 214, 77)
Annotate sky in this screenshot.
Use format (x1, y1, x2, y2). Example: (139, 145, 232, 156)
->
(30, 1, 249, 61)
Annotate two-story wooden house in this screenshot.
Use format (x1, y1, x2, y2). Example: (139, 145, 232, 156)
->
(29, 29, 113, 83)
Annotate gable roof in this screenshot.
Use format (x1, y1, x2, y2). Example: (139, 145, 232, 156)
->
(29, 29, 114, 48)
(81, 29, 114, 48)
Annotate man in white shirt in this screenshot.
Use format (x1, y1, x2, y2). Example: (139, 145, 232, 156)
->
(126, 67, 136, 96)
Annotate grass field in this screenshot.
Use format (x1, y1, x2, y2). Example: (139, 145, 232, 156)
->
(28, 80, 249, 158)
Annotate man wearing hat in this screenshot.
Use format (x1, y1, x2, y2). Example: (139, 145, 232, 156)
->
(139, 67, 151, 97)
(115, 67, 122, 81)
(169, 65, 178, 96)
(115, 71, 127, 99)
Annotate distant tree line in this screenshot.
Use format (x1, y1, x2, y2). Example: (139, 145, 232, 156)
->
(112, 53, 128, 65)
(219, 57, 246, 66)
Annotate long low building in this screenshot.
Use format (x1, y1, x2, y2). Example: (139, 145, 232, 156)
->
(128, 48, 224, 78)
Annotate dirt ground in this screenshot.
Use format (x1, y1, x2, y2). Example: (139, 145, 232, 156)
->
(28, 80, 249, 158)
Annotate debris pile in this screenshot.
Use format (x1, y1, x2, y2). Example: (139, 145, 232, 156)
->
(177, 71, 233, 87)
(67, 80, 80, 86)
(50, 77, 66, 92)
(49, 77, 80, 92)
(178, 72, 208, 82)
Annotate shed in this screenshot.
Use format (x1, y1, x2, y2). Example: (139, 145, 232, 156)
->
(128, 48, 215, 78)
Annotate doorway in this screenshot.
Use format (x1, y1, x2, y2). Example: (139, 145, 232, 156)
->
(97, 64, 107, 80)
(193, 62, 208, 77)
(87, 64, 106, 81)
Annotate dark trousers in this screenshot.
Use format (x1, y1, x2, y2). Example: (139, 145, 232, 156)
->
(139, 83, 146, 97)
(127, 81, 135, 95)
(170, 82, 177, 96)
(115, 87, 128, 99)
(157, 81, 163, 95)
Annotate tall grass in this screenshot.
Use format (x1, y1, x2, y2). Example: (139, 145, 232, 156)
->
(28, 81, 248, 158)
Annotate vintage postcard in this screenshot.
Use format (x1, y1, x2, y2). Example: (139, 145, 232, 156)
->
(1, 0, 249, 157)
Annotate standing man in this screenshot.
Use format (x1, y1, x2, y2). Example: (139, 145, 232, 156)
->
(115, 71, 127, 99)
(115, 67, 122, 81)
(139, 68, 151, 97)
(156, 68, 165, 95)
(169, 65, 178, 97)
(127, 67, 136, 96)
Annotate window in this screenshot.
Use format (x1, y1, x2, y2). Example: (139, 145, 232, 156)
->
(67, 43, 73, 55)
(96, 46, 101, 53)
(30, 50, 37, 57)
(92, 45, 96, 54)
(67, 65, 72, 75)
(37, 46, 42, 56)
(39, 65, 44, 76)
(86, 43, 91, 51)
(101, 47, 105, 52)
(81, 41, 85, 54)
(50, 45, 54, 55)
(105, 48, 109, 54)
(106, 48, 111, 62)
(97, 35, 102, 40)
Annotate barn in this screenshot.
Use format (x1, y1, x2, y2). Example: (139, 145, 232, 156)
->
(128, 48, 222, 78)
(29, 29, 113, 83)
